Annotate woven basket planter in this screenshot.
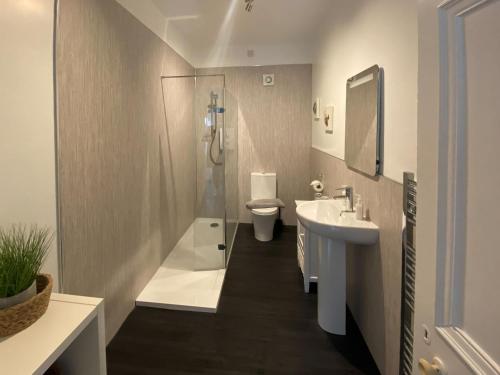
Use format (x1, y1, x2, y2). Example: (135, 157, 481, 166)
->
(0, 274, 53, 337)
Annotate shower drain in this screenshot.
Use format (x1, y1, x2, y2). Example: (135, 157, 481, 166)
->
(210, 222, 219, 228)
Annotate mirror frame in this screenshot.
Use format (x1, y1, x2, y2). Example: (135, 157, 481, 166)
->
(345, 64, 382, 176)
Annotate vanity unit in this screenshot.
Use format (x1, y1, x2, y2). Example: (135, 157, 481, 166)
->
(295, 200, 318, 293)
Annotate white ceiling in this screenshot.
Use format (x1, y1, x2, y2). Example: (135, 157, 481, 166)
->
(151, 0, 333, 67)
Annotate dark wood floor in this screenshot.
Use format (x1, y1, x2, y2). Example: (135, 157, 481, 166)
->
(107, 223, 380, 375)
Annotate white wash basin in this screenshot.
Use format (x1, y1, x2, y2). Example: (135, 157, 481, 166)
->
(296, 200, 378, 245)
(295, 199, 379, 335)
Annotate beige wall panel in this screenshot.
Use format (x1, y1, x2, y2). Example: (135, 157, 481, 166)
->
(56, 0, 195, 341)
(198, 65, 312, 225)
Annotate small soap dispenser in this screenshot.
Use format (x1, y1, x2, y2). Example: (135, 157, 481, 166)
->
(355, 194, 364, 220)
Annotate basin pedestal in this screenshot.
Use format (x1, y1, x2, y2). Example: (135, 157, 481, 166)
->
(296, 200, 378, 336)
(318, 238, 346, 335)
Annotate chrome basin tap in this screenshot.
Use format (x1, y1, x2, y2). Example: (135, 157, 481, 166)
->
(332, 186, 354, 213)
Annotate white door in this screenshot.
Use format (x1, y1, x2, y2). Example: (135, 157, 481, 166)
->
(415, 0, 500, 374)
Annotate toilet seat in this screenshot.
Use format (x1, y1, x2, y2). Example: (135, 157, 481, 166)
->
(251, 207, 278, 216)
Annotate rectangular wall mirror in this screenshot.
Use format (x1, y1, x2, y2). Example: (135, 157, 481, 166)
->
(345, 65, 381, 176)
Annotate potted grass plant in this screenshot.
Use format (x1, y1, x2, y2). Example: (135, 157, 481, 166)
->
(0, 225, 54, 337)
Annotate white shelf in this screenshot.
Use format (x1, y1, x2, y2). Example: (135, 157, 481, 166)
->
(0, 293, 106, 375)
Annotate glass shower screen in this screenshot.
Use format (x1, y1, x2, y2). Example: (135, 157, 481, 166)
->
(161, 74, 238, 272)
(194, 75, 226, 270)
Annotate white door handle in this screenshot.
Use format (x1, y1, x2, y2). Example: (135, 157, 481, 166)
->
(418, 357, 447, 375)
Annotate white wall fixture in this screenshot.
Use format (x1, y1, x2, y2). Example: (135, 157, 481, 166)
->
(262, 74, 274, 86)
(323, 105, 333, 134)
(313, 98, 321, 120)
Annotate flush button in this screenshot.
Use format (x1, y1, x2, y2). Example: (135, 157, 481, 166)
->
(263, 74, 274, 86)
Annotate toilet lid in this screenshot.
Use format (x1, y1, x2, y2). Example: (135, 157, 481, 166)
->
(251, 207, 278, 216)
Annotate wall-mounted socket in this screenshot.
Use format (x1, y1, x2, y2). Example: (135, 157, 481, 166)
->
(263, 74, 274, 86)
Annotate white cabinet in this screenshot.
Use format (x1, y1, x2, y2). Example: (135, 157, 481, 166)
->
(296, 200, 319, 293)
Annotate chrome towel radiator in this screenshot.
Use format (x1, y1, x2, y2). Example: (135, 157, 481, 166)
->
(400, 172, 417, 375)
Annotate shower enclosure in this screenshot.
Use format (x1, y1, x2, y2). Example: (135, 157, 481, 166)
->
(162, 74, 238, 271)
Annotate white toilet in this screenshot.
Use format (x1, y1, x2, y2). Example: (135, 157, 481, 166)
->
(250, 172, 278, 241)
